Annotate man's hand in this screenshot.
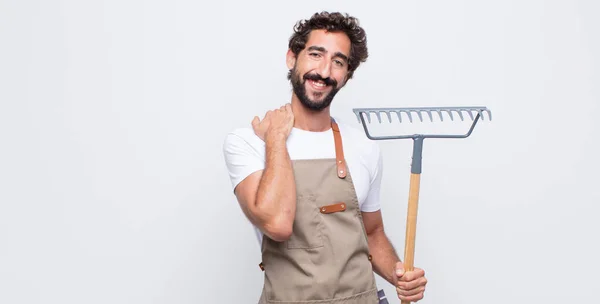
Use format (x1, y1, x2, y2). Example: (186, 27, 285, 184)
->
(395, 261, 427, 302)
(252, 103, 294, 141)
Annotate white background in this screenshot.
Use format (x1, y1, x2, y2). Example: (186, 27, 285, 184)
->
(1, 0, 599, 303)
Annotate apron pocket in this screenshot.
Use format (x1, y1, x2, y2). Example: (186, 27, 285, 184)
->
(286, 193, 324, 249)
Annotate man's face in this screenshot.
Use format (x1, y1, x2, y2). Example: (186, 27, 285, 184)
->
(287, 29, 351, 112)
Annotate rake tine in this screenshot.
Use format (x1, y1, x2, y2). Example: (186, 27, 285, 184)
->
(384, 111, 393, 123)
(360, 111, 369, 123)
(367, 111, 374, 123)
(415, 110, 424, 122)
(484, 108, 492, 120)
(425, 110, 433, 122)
(394, 111, 402, 122)
(455, 109, 464, 121)
(375, 111, 383, 123)
(366, 111, 373, 123)
(445, 109, 454, 121)
(398, 110, 405, 122)
(466, 109, 475, 121)
(477, 109, 485, 121)
(405, 110, 413, 123)
(435, 109, 444, 121)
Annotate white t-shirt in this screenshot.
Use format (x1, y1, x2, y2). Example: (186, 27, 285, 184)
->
(222, 117, 383, 246)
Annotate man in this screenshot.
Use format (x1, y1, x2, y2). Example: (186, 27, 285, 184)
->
(223, 11, 427, 303)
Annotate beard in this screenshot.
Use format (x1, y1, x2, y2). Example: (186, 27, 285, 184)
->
(290, 66, 341, 112)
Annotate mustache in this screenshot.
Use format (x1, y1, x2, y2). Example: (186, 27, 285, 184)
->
(303, 73, 337, 87)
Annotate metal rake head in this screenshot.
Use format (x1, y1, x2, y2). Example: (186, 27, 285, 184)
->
(352, 106, 492, 140)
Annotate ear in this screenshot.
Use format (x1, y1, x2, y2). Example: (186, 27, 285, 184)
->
(286, 49, 296, 70)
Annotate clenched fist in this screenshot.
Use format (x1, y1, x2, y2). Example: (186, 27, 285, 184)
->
(395, 261, 427, 302)
(251, 103, 295, 142)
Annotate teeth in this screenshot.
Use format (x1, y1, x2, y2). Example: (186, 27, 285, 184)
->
(311, 80, 326, 87)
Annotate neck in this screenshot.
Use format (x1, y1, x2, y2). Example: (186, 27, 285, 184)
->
(290, 95, 332, 132)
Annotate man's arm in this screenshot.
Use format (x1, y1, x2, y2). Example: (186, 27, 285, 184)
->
(363, 210, 427, 302)
(232, 104, 296, 242)
(234, 133, 296, 241)
(362, 210, 401, 285)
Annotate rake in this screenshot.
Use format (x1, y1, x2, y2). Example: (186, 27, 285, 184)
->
(352, 106, 492, 304)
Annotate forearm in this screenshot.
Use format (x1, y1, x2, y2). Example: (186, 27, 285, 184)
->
(368, 229, 401, 285)
(253, 133, 296, 236)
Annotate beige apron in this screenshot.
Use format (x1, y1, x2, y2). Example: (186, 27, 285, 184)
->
(258, 118, 382, 304)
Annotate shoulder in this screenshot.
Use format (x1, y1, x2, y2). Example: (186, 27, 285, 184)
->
(222, 126, 266, 190)
(222, 126, 266, 163)
(223, 126, 263, 150)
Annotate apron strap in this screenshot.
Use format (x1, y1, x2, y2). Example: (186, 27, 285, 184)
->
(331, 118, 347, 179)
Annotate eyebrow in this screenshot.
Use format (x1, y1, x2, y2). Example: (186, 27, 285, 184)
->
(307, 46, 349, 63)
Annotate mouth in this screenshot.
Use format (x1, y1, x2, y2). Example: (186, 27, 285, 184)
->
(307, 79, 330, 91)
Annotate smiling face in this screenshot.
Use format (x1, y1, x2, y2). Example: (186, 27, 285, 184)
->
(287, 29, 351, 112)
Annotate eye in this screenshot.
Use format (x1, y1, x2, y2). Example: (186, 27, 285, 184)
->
(334, 59, 345, 67)
(309, 52, 321, 58)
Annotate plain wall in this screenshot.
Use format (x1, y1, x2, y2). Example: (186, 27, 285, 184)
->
(1, 0, 598, 303)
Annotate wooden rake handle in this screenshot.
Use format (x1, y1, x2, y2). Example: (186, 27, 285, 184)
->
(401, 173, 420, 304)
(401, 137, 424, 304)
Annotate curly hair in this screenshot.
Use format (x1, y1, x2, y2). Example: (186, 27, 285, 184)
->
(288, 11, 368, 80)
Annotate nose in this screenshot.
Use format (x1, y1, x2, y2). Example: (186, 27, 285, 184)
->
(316, 58, 332, 79)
